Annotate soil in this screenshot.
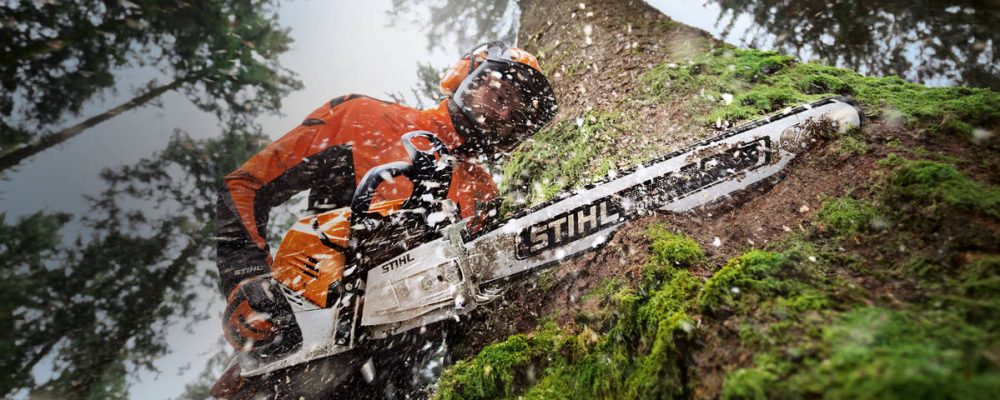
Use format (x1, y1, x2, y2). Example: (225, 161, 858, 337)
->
(443, 0, 998, 398)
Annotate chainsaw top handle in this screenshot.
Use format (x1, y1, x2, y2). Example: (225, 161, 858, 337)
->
(349, 131, 455, 228)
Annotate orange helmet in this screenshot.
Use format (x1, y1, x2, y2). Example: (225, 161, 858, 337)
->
(440, 42, 543, 96)
(441, 42, 557, 153)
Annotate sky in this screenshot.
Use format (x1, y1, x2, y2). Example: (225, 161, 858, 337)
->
(1, 0, 462, 219)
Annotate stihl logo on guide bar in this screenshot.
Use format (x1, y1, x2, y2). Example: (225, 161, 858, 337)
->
(516, 201, 621, 259)
(515, 137, 773, 259)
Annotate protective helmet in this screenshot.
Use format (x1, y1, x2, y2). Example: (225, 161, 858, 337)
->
(440, 41, 558, 152)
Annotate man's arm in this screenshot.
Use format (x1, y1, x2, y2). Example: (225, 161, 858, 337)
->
(214, 97, 363, 359)
(216, 97, 360, 294)
(216, 124, 329, 295)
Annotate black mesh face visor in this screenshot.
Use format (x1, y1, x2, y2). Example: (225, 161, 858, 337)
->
(453, 59, 557, 152)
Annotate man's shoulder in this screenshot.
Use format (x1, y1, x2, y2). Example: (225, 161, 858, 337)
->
(328, 94, 407, 112)
(304, 94, 416, 127)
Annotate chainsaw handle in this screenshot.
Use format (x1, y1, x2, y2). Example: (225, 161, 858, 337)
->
(399, 131, 453, 209)
(350, 161, 411, 219)
(349, 131, 455, 226)
(400, 130, 450, 170)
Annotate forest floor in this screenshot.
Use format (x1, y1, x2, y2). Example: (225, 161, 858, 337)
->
(431, 0, 1000, 399)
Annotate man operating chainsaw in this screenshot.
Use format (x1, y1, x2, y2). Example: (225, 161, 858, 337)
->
(213, 42, 557, 398)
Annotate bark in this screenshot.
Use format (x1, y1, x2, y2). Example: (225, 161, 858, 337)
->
(0, 77, 186, 173)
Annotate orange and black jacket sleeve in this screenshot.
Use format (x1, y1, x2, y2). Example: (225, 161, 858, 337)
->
(216, 95, 362, 295)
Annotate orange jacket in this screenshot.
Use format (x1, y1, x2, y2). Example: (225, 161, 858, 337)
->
(216, 94, 498, 294)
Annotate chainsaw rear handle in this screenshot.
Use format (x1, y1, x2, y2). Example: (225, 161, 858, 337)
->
(349, 131, 454, 224)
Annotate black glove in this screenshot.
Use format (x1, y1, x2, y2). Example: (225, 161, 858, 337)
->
(222, 276, 302, 360)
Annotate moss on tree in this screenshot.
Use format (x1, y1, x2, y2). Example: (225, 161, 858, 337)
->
(640, 48, 1000, 138)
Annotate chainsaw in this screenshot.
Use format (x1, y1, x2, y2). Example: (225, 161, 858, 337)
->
(238, 96, 863, 376)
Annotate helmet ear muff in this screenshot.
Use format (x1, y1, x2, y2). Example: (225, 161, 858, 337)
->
(503, 48, 542, 74)
(439, 44, 489, 96)
(439, 58, 472, 96)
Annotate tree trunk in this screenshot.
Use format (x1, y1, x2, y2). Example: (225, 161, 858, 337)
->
(0, 78, 186, 174)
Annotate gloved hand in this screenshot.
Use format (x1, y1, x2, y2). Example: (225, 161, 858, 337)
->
(222, 275, 302, 360)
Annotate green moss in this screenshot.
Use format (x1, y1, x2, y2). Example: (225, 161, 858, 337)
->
(535, 267, 559, 292)
(815, 197, 877, 236)
(640, 47, 1000, 137)
(651, 19, 682, 31)
(797, 71, 854, 95)
(535, 41, 568, 78)
(500, 111, 636, 207)
(622, 309, 695, 399)
(642, 224, 705, 286)
(697, 251, 786, 313)
(717, 243, 1000, 399)
(951, 257, 1000, 331)
(446, 271, 699, 400)
(958, 257, 1000, 297)
(707, 85, 805, 123)
(911, 256, 1000, 332)
(576, 278, 626, 327)
(640, 49, 802, 124)
(726, 307, 1000, 399)
(534, 270, 700, 399)
(436, 228, 705, 399)
(885, 158, 1000, 219)
(776, 290, 830, 313)
(433, 324, 569, 400)
(582, 277, 623, 304)
(721, 354, 783, 400)
(641, 49, 794, 91)
(697, 241, 841, 318)
(911, 146, 962, 164)
(835, 135, 868, 156)
(806, 308, 998, 398)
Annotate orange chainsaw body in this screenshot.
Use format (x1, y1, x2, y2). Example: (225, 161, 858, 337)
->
(270, 199, 405, 308)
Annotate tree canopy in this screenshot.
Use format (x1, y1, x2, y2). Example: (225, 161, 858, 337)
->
(0, 0, 301, 171)
(0, 124, 268, 398)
